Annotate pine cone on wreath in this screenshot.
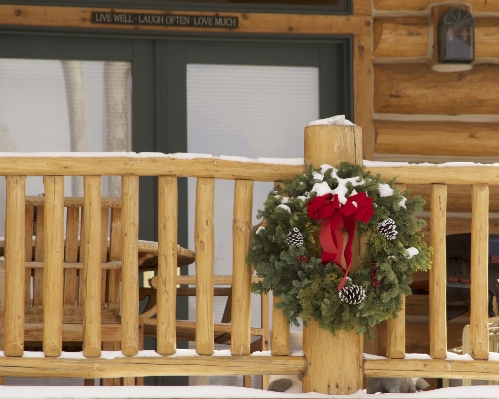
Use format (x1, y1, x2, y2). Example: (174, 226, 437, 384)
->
(287, 227, 304, 247)
(377, 218, 398, 240)
(339, 284, 366, 305)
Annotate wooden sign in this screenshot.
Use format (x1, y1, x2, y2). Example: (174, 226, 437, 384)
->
(92, 12, 238, 29)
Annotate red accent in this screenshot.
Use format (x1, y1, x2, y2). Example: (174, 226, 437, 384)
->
(307, 192, 374, 290)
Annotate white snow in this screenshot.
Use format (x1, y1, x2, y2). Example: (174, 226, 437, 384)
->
(363, 160, 499, 168)
(399, 196, 407, 209)
(277, 204, 291, 213)
(0, 151, 305, 165)
(404, 247, 420, 259)
(310, 165, 364, 205)
(307, 115, 356, 127)
(3, 382, 499, 398)
(378, 183, 394, 197)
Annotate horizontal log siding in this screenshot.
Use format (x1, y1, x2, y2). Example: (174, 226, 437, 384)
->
(373, 18, 428, 58)
(373, 17, 499, 59)
(374, 121, 499, 157)
(373, 0, 499, 12)
(374, 64, 499, 115)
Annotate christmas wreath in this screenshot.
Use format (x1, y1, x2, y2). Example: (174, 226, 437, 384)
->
(248, 162, 431, 338)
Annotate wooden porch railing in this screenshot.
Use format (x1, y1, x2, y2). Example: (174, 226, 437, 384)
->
(363, 162, 497, 382)
(0, 125, 498, 393)
(0, 154, 305, 384)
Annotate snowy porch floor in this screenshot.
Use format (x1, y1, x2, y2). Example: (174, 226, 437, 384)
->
(2, 385, 499, 399)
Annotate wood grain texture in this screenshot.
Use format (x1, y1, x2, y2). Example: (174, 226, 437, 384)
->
(271, 296, 290, 356)
(42, 176, 65, 357)
(373, 16, 499, 59)
(4, 176, 26, 357)
(353, 0, 372, 15)
(374, 121, 499, 157)
(364, 165, 499, 185)
(231, 180, 253, 356)
(0, 156, 305, 180)
(121, 176, 139, 357)
(353, 32, 374, 160)
(303, 320, 363, 395)
(470, 184, 489, 360)
(82, 176, 102, 358)
(195, 177, 215, 356)
(374, 64, 499, 115)
(0, 355, 306, 379)
(373, 0, 499, 12)
(303, 124, 363, 394)
(0, 5, 371, 35)
(476, 18, 499, 58)
(156, 176, 178, 356)
(373, 17, 429, 58)
(429, 184, 447, 359)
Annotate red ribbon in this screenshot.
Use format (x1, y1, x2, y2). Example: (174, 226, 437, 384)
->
(307, 191, 374, 290)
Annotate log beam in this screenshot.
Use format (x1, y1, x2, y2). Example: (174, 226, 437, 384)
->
(374, 64, 499, 115)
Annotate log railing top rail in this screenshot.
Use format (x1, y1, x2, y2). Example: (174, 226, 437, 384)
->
(364, 161, 499, 185)
(0, 155, 304, 180)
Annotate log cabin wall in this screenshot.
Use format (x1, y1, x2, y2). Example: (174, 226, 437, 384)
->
(372, 0, 499, 240)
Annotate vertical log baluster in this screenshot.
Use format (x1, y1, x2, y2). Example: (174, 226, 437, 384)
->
(157, 176, 178, 355)
(195, 177, 215, 355)
(43, 176, 65, 357)
(4, 175, 26, 356)
(271, 295, 290, 356)
(121, 175, 139, 357)
(471, 184, 489, 360)
(386, 183, 407, 359)
(430, 183, 448, 359)
(231, 179, 253, 356)
(82, 176, 102, 358)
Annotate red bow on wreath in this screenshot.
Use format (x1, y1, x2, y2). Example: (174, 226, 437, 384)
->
(307, 191, 374, 291)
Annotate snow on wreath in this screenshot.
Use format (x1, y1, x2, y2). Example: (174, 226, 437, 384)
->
(248, 162, 432, 339)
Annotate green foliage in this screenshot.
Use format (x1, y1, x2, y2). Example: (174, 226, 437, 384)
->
(248, 162, 432, 338)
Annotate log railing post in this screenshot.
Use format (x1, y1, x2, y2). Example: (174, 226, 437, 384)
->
(302, 124, 363, 395)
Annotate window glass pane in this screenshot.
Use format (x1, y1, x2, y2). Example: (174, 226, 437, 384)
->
(0, 58, 132, 235)
(187, 63, 318, 388)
